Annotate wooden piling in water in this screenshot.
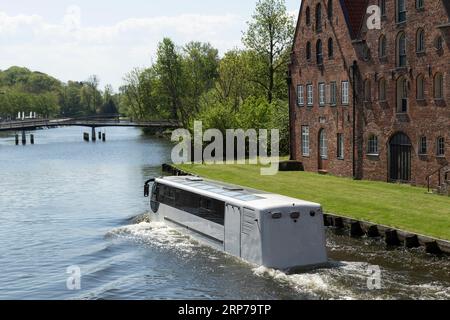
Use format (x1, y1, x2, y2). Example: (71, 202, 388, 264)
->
(366, 225, 380, 238)
(21, 130, 26, 145)
(92, 127, 96, 142)
(15, 134, 19, 145)
(385, 230, 401, 246)
(350, 221, 364, 238)
(30, 134, 34, 145)
(99, 131, 102, 140)
(404, 235, 420, 249)
(333, 217, 344, 229)
(425, 241, 442, 254)
(83, 133, 89, 142)
(102, 133, 105, 142)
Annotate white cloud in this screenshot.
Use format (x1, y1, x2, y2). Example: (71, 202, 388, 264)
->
(0, 6, 242, 90)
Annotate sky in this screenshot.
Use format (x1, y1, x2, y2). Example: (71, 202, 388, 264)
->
(0, 0, 301, 91)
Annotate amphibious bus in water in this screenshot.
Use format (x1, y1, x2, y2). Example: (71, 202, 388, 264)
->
(144, 176, 328, 271)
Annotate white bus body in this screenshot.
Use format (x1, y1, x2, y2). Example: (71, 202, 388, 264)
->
(145, 176, 328, 271)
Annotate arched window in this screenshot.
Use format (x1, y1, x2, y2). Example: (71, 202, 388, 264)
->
(316, 4, 322, 32)
(396, 76, 408, 113)
(316, 39, 323, 64)
(379, 78, 387, 101)
(437, 137, 445, 156)
(364, 79, 371, 102)
(396, 0, 406, 23)
(416, 29, 425, 52)
(368, 135, 379, 154)
(306, 42, 311, 60)
(327, 0, 333, 19)
(434, 73, 444, 99)
(379, 35, 387, 58)
(328, 38, 334, 58)
(319, 129, 328, 159)
(416, 74, 425, 100)
(397, 32, 407, 67)
(306, 7, 311, 26)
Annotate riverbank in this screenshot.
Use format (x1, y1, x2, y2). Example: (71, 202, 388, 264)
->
(175, 163, 450, 242)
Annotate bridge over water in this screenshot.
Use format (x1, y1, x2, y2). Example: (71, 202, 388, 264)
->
(0, 116, 182, 132)
(0, 115, 182, 144)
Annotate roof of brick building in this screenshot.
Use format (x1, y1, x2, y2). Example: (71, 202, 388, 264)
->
(340, 0, 368, 38)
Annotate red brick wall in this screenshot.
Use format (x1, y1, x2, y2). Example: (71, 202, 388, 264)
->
(289, 0, 450, 187)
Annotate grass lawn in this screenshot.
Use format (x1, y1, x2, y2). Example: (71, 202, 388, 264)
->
(177, 163, 450, 241)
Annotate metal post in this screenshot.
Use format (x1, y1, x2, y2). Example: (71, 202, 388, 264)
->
(98, 131, 102, 140)
(286, 69, 294, 161)
(351, 61, 357, 180)
(21, 130, 26, 145)
(30, 134, 34, 145)
(102, 132, 106, 142)
(92, 127, 96, 142)
(15, 134, 19, 145)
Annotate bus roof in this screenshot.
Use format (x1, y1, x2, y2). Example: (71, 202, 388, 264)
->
(156, 176, 320, 210)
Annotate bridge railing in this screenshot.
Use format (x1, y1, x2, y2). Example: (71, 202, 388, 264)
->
(0, 117, 182, 130)
(0, 119, 51, 130)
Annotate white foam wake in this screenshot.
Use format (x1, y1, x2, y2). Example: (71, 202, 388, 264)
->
(106, 222, 197, 254)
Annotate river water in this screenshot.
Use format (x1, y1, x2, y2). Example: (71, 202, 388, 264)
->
(0, 127, 449, 300)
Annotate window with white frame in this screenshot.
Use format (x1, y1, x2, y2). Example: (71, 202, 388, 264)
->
(319, 83, 325, 106)
(301, 126, 310, 156)
(397, 0, 406, 23)
(319, 129, 328, 159)
(397, 76, 408, 113)
(397, 32, 407, 67)
(341, 81, 349, 105)
(337, 133, 344, 159)
(307, 84, 313, 106)
(297, 85, 304, 106)
(330, 81, 337, 105)
(437, 137, 445, 156)
(368, 135, 379, 155)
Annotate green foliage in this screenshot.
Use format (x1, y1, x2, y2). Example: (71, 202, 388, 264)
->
(119, 0, 293, 153)
(0, 67, 117, 119)
(242, 0, 295, 102)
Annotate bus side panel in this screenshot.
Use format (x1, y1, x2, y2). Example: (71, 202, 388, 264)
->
(158, 204, 225, 248)
(240, 208, 263, 266)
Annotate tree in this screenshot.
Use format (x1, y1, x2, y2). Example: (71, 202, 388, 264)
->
(32, 92, 60, 118)
(154, 38, 185, 123)
(120, 68, 162, 120)
(210, 50, 265, 111)
(100, 85, 118, 114)
(85, 75, 102, 114)
(183, 42, 219, 114)
(59, 81, 84, 117)
(242, 0, 294, 103)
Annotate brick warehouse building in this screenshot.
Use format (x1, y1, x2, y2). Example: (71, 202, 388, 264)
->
(288, 0, 450, 188)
